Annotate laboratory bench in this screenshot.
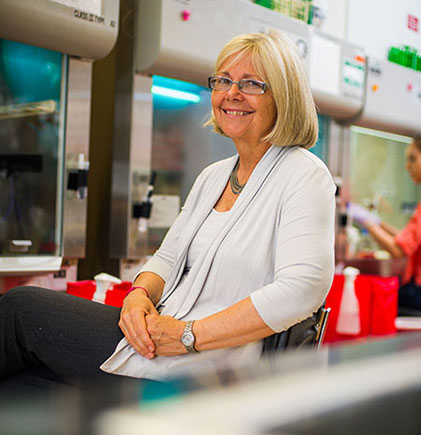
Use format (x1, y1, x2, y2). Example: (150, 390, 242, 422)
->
(342, 256, 407, 278)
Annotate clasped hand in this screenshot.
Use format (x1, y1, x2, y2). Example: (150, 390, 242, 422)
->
(118, 291, 186, 359)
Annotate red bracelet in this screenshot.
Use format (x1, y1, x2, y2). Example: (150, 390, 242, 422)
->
(126, 286, 150, 299)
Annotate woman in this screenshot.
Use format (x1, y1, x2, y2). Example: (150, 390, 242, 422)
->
(0, 30, 335, 391)
(349, 138, 421, 315)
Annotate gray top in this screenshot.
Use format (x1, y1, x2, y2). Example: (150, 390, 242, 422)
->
(100, 145, 336, 380)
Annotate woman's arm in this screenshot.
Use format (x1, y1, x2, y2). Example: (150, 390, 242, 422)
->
(144, 297, 274, 356)
(119, 271, 165, 359)
(366, 222, 405, 258)
(380, 220, 400, 237)
(193, 297, 274, 350)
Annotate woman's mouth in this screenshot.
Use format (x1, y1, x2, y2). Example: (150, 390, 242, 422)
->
(222, 109, 254, 116)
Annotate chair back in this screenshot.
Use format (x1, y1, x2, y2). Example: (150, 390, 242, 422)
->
(262, 306, 331, 354)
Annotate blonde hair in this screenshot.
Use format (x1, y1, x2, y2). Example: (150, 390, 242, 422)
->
(205, 30, 318, 149)
(413, 138, 421, 152)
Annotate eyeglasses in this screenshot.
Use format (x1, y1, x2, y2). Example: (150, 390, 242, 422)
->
(208, 76, 267, 95)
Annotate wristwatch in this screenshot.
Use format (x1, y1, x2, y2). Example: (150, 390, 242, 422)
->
(180, 320, 198, 353)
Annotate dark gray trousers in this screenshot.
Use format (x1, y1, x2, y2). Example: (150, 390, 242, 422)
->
(0, 286, 125, 394)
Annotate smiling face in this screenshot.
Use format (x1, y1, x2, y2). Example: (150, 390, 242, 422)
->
(211, 52, 276, 147)
(405, 141, 421, 184)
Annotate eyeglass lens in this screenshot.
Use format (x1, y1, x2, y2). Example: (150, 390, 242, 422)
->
(209, 77, 266, 94)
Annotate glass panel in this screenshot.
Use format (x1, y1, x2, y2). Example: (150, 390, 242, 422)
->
(349, 126, 420, 229)
(0, 40, 66, 256)
(310, 113, 329, 162)
(151, 75, 235, 204)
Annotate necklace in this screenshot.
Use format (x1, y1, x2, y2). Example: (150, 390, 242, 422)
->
(229, 160, 246, 195)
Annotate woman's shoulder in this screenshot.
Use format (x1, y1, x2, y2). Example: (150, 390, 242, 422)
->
(281, 146, 333, 178)
(285, 145, 327, 167)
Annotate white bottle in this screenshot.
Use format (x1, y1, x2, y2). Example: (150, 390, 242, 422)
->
(93, 272, 121, 304)
(336, 267, 361, 335)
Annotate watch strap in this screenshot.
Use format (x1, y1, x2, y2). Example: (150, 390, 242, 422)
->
(182, 320, 198, 353)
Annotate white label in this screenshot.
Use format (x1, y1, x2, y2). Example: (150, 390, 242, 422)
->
(49, 0, 102, 15)
(149, 195, 181, 229)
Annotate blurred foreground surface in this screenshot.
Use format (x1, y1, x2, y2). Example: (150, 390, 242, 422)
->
(1, 332, 421, 435)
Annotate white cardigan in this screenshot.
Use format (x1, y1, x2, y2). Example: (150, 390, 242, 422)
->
(101, 145, 336, 380)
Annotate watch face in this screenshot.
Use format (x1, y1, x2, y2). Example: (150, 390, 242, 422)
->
(182, 332, 194, 347)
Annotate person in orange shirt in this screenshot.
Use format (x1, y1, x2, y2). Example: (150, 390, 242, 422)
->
(348, 138, 421, 315)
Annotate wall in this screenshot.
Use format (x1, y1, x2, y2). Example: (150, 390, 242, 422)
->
(347, 0, 421, 59)
(321, 0, 421, 59)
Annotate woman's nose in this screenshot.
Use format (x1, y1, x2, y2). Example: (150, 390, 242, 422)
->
(226, 82, 243, 99)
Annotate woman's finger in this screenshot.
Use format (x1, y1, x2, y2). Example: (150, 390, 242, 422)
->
(119, 309, 156, 358)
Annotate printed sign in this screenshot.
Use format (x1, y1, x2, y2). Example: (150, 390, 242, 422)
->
(408, 14, 419, 32)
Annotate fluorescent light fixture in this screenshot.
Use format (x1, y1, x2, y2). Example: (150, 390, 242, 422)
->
(151, 85, 200, 103)
(350, 126, 412, 143)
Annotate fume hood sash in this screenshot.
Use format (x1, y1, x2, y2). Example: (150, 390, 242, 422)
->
(0, 0, 119, 60)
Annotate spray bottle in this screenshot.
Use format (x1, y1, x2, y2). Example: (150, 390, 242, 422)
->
(336, 266, 361, 335)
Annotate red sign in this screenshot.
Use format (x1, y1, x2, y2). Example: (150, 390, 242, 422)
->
(408, 14, 419, 32)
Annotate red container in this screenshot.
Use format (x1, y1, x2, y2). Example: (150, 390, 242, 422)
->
(105, 281, 132, 307)
(324, 274, 398, 344)
(66, 280, 132, 307)
(370, 276, 398, 336)
(66, 280, 96, 300)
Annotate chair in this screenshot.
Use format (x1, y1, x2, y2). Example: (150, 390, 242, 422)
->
(262, 305, 331, 355)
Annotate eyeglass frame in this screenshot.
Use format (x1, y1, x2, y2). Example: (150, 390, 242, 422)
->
(207, 75, 268, 95)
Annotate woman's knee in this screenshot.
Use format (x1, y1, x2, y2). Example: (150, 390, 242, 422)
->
(0, 286, 57, 312)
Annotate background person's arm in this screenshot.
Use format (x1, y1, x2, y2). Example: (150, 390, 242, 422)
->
(348, 202, 404, 257)
(380, 220, 400, 237)
(366, 221, 405, 258)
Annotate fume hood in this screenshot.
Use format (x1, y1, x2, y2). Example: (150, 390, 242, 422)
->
(353, 56, 421, 138)
(135, 0, 366, 122)
(0, 0, 119, 273)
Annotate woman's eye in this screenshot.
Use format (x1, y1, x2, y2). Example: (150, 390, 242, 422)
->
(244, 80, 260, 88)
(218, 77, 231, 84)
